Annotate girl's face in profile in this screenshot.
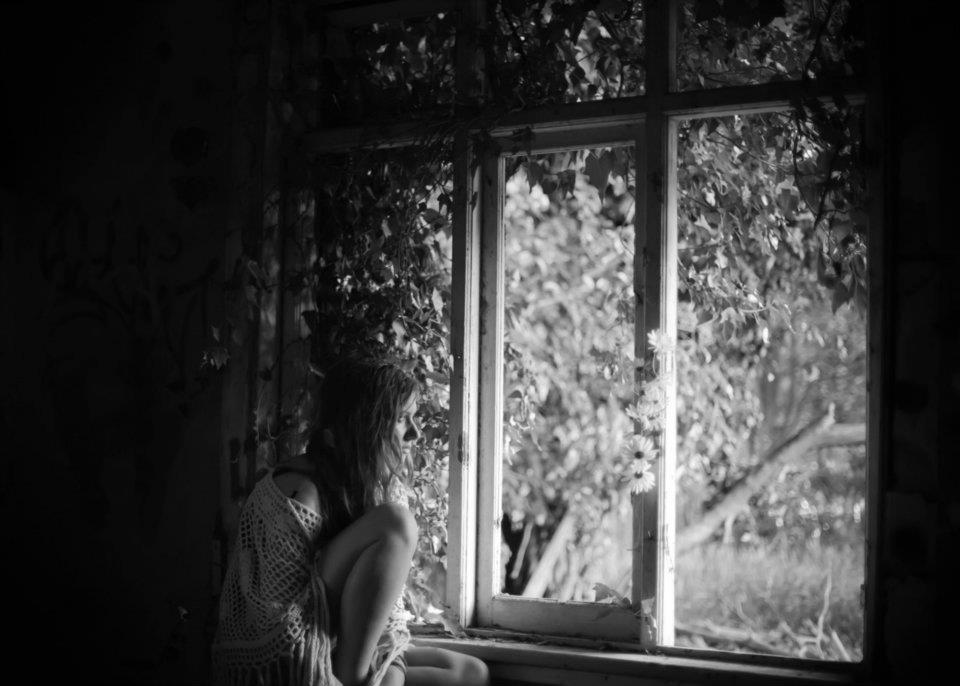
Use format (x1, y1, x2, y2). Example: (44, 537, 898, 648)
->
(396, 393, 421, 460)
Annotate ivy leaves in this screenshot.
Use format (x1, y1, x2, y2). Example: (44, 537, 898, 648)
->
(488, 0, 645, 107)
(678, 0, 865, 90)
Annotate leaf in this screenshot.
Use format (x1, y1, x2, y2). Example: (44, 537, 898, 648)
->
(526, 161, 543, 187)
(431, 288, 443, 313)
(200, 347, 229, 370)
(422, 369, 449, 384)
(831, 280, 851, 313)
(584, 150, 613, 191)
(557, 169, 577, 197)
(694, 213, 713, 232)
(594, 582, 629, 604)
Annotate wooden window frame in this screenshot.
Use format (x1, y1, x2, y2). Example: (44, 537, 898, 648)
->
(286, 0, 883, 679)
(475, 120, 645, 641)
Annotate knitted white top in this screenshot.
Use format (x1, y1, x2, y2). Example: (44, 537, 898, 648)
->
(211, 469, 410, 686)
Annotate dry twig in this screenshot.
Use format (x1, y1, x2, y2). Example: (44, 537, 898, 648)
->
(815, 570, 834, 657)
(830, 629, 851, 662)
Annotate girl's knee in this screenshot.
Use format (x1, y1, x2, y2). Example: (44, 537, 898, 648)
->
(460, 655, 489, 686)
(375, 502, 418, 549)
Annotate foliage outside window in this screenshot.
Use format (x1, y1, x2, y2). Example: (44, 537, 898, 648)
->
(672, 108, 866, 659)
(676, 0, 865, 90)
(307, 145, 455, 621)
(501, 146, 637, 600)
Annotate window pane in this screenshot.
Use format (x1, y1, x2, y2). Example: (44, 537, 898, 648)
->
(318, 13, 456, 126)
(676, 0, 865, 91)
(311, 145, 454, 625)
(489, 0, 645, 106)
(672, 107, 866, 660)
(500, 146, 637, 601)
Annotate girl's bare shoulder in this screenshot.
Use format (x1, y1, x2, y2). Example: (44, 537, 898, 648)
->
(272, 458, 320, 514)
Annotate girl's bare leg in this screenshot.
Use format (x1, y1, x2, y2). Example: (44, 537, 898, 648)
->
(379, 665, 405, 686)
(318, 503, 418, 686)
(404, 647, 490, 686)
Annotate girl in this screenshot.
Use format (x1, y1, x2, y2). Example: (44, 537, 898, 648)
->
(212, 357, 489, 686)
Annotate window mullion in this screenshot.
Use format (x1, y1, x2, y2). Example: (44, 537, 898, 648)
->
(446, 0, 486, 631)
(659, 117, 679, 648)
(476, 149, 504, 627)
(447, 129, 482, 629)
(861, 7, 888, 672)
(633, 0, 676, 648)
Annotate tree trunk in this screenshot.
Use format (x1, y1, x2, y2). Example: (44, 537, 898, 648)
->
(676, 408, 865, 554)
(522, 509, 576, 598)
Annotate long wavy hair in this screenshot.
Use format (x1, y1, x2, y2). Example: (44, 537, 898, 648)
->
(306, 356, 418, 538)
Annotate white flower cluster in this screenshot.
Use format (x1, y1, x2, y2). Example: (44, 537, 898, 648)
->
(624, 433, 658, 494)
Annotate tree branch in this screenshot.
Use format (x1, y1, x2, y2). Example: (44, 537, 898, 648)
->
(522, 509, 577, 598)
(677, 410, 865, 554)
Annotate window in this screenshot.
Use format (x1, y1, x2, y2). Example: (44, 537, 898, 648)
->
(478, 132, 645, 640)
(298, 0, 874, 672)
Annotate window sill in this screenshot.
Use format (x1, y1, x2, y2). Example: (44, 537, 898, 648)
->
(411, 633, 867, 686)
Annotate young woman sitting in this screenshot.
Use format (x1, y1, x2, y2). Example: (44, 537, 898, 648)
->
(212, 357, 489, 686)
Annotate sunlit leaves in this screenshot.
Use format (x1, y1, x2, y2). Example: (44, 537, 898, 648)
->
(501, 146, 640, 597)
(677, 0, 865, 90)
(675, 109, 867, 555)
(678, 108, 866, 318)
(292, 142, 457, 615)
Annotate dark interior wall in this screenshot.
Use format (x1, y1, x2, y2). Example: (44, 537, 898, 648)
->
(1, 2, 234, 683)
(879, 7, 957, 683)
(0, 3, 957, 686)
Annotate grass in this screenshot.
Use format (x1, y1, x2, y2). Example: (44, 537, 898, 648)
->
(675, 542, 864, 661)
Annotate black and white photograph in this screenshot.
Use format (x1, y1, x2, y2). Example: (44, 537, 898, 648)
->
(1, 2, 954, 685)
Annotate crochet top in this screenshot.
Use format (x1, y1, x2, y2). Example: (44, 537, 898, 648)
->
(211, 468, 410, 686)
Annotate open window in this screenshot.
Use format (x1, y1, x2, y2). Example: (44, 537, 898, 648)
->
(476, 126, 648, 641)
(455, 2, 870, 663)
(471, 102, 868, 657)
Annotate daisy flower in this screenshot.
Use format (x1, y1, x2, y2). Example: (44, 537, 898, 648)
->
(630, 456, 656, 494)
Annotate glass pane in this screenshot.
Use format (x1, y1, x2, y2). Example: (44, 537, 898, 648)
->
(673, 107, 866, 660)
(489, 0, 645, 106)
(318, 13, 456, 126)
(500, 146, 638, 602)
(312, 144, 454, 625)
(676, 0, 865, 91)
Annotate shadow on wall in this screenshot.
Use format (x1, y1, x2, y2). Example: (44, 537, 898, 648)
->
(1, 1, 234, 683)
